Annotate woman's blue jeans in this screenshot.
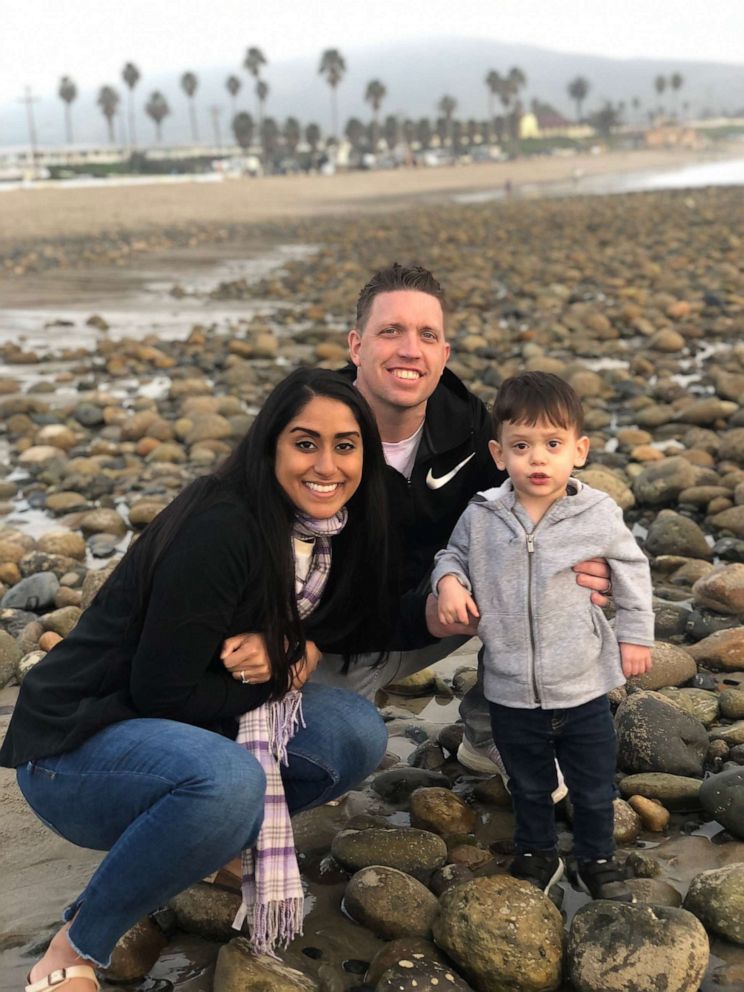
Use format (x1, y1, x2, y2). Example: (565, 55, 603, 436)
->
(16, 683, 387, 967)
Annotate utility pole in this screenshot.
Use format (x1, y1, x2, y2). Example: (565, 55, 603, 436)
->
(210, 105, 223, 150)
(19, 86, 40, 161)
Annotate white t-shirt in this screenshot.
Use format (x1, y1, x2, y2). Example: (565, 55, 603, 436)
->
(382, 420, 425, 480)
(293, 536, 314, 593)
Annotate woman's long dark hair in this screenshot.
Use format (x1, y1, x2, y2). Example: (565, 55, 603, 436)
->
(108, 367, 392, 698)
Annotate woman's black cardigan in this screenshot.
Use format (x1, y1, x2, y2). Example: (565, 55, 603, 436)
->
(0, 495, 417, 768)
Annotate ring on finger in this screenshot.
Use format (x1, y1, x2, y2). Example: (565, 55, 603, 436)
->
(240, 671, 251, 684)
(604, 580, 613, 595)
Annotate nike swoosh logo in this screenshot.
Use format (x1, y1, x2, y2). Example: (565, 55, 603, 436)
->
(426, 453, 476, 489)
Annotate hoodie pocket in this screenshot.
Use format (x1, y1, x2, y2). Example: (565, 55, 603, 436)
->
(479, 611, 531, 680)
(538, 607, 603, 687)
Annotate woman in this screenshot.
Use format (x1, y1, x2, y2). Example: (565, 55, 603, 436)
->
(1, 368, 393, 992)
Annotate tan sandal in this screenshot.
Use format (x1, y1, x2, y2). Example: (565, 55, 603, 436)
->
(25, 966, 100, 992)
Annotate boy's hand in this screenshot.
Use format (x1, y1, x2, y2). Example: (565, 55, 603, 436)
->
(620, 642, 652, 678)
(436, 574, 480, 626)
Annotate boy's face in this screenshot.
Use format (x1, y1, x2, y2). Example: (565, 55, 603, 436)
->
(489, 418, 589, 514)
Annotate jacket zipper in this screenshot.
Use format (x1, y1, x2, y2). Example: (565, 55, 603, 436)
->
(525, 531, 540, 705)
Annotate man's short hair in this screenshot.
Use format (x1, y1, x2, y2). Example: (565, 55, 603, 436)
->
(492, 372, 585, 439)
(355, 263, 448, 329)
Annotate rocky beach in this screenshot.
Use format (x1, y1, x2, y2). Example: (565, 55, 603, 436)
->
(1, 154, 744, 991)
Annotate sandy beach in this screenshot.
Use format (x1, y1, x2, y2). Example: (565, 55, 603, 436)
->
(0, 145, 738, 249)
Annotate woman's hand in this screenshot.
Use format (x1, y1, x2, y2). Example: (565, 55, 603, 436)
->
(573, 558, 612, 606)
(221, 633, 272, 684)
(425, 593, 479, 639)
(289, 641, 322, 690)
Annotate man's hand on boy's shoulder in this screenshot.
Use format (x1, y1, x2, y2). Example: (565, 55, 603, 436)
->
(620, 642, 653, 678)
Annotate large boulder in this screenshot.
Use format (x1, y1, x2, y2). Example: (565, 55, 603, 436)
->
(214, 938, 318, 991)
(331, 827, 447, 876)
(698, 766, 744, 839)
(408, 787, 478, 837)
(692, 563, 744, 614)
(344, 866, 438, 940)
(645, 509, 713, 559)
(432, 876, 564, 992)
(683, 864, 744, 945)
(633, 457, 717, 506)
(567, 902, 709, 992)
(687, 628, 744, 671)
(615, 691, 709, 777)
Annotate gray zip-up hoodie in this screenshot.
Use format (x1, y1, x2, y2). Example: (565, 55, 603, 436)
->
(431, 480, 654, 710)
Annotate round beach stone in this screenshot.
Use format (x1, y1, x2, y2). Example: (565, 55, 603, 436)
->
(80, 562, 117, 609)
(627, 794, 671, 832)
(612, 797, 641, 845)
(615, 691, 708, 777)
(709, 720, 744, 746)
(79, 508, 128, 538)
(618, 773, 702, 810)
(34, 424, 79, 451)
(0, 629, 22, 688)
(169, 882, 241, 941)
(128, 499, 167, 527)
(365, 938, 451, 986)
(632, 457, 715, 506)
(371, 767, 450, 804)
(36, 530, 86, 561)
(625, 878, 682, 906)
(687, 628, 744, 671)
(709, 505, 744, 537)
(719, 427, 744, 465)
(1, 572, 59, 611)
(657, 687, 720, 726)
(576, 467, 634, 510)
(629, 641, 697, 691)
(683, 863, 744, 944)
(102, 917, 168, 982)
(432, 876, 564, 992)
(40, 606, 81, 637)
(409, 787, 477, 837)
(18, 445, 68, 470)
(376, 958, 473, 991)
(214, 937, 317, 992)
(331, 827, 447, 876)
(699, 766, 744, 838)
(719, 687, 744, 719)
(344, 866, 438, 940)
(384, 667, 438, 695)
(567, 902, 708, 992)
(692, 563, 744, 614)
(675, 397, 738, 426)
(645, 509, 712, 559)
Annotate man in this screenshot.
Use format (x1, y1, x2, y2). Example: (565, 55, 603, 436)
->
(224, 263, 611, 782)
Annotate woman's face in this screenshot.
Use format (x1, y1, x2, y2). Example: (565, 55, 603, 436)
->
(274, 395, 364, 518)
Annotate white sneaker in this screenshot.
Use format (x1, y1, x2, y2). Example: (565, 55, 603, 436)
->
(456, 737, 568, 804)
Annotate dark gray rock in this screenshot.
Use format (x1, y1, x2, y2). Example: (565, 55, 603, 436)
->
(370, 767, 450, 804)
(683, 864, 744, 945)
(615, 691, 709, 777)
(344, 866, 438, 940)
(1, 571, 59, 610)
(645, 509, 713, 559)
(699, 766, 744, 839)
(331, 827, 446, 876)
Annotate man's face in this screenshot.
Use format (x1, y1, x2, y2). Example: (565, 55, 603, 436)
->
(348, 290, 450, 416)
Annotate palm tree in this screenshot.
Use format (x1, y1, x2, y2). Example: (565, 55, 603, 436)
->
(345, 117, 365, 153)
(654, 74, 667, 115)
(485, 70, 502, 140)
(437, 94, 457, 148)
(318, 48, 346, 139)
(232, 111, 254, 149)
(260, 116, 279, 169)
(145, 91, 171, 143)
(58, 75, 77, 145)
(225, 74, 241, 117)
(567, 76, 590, 121)
(180, 71, 199, 142)
(244, 46, 267, 122)
(670, 72, 684, 118)
(97, 85, 120, 144)
(364, 78, 387, 151)
(122, 61, 141, 148)
(255, 79, 269, 129)
(416, 117, 432, 149)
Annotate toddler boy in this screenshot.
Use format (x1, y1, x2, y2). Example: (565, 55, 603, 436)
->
(432, 371, 653, 900)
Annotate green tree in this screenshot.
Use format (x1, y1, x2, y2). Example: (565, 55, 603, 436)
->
(283, 116, 301, 155)
(232, 110, 254, 149)
(255, 78, 269, 129)
(180, 71, 199, 141)
(58, 75, 77, 145)
(244, 47, 267, 122)
(589, 101, 622, 139)
(345, 116, 365, 152)
(145, 91, 170, 143)
(97, 85, 120, 144)
(260, 116, 280, 168)
(319, 48, 346, 138)
(305, 121, 321, 152)
(225, 74, 241, 117)
(654, 74, 667, 114)
(567, 75, 590, 120)
(670, 72, 684, 117)
(485, 69, 503, 139)
(364, 78, 387, 150)
(416, 117, 432, 149)
(437, 94, 457, 148)
(122, 61, 141, 148)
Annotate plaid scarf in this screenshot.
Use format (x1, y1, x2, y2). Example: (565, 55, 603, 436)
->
(232, 507, 348, 955)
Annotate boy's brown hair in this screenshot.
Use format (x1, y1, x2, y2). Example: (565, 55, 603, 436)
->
(492, 371, 585, 439)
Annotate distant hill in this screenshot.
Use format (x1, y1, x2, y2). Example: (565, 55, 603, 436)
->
(3, 37, 744, 150)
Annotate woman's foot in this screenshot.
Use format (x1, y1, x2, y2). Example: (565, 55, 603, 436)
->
(26, 923, 99, 992)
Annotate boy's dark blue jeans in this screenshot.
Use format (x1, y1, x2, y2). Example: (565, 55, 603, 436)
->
(489, 695, 618, 861)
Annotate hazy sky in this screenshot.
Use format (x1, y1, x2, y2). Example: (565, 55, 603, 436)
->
(3, 0, 743, 105)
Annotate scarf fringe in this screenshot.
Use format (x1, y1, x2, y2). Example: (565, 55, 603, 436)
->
(267, 690, 305, 766)
(234, 894, 305, 957)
